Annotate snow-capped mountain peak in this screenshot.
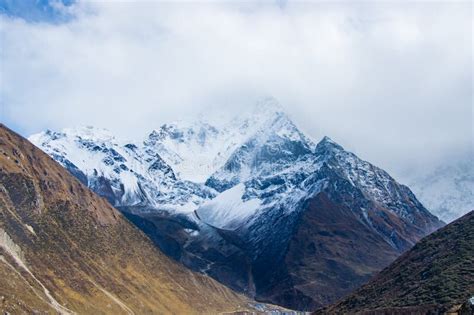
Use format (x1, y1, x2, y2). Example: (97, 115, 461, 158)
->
(28, 99, 445, 311)
(144, 119, 240, 183)
(142, 99, 311, 184)
(29, 102, 441, 231)
(312, 137, 432, 222)
(315, 135, 343, 150)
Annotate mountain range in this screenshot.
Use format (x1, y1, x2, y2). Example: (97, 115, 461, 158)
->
(0, 123, 273, 314)
(29, 98, 444, 311)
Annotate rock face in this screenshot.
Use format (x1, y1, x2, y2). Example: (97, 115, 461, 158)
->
(0, 124, 255, 314)
(317, 210, 474, 314)
(29, 98, 444, 311)
(214, 137, 443, 311)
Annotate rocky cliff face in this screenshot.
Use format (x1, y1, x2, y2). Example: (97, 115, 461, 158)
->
(29, 98, 443, 311)
(0, 124, 258, 314)
(317, 210, 474, 314)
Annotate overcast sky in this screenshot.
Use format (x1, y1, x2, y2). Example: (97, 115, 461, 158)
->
(0, 0, 472, 179)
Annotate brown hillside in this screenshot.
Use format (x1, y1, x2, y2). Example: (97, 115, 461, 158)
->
(316, 211, 474, 314)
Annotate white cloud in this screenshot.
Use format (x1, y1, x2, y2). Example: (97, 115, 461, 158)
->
(0, 1, 472, 178)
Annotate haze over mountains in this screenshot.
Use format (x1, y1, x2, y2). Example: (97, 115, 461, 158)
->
(407, 158, 474, 223)
(29, 98, 447, 310)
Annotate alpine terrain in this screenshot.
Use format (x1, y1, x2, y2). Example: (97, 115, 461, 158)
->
(30, 98, 444, 311)
(0, 124, 264, 314)
(317, 210, 474, 314)
(407, 157, 474, 223)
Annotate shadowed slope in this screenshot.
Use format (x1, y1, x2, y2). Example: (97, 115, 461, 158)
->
(317, 211, 474, 314)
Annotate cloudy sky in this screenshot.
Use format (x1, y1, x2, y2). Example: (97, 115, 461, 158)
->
(0, 0, 472, 179)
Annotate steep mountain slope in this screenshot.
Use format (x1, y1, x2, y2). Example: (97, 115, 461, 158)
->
(408, 157, 474, 223)
(317, 210, 474, 314)
(0, 124, 256, 314)
(28, 126, 215, 213)
(209, 137, 443, 310)
(29, 99, 444, 311)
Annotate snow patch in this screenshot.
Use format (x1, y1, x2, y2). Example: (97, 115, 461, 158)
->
(197, 184, 261, 230)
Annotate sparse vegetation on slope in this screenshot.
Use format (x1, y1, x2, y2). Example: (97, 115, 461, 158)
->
(317, 211, 474, 314)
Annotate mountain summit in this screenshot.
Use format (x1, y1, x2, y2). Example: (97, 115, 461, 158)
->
(29, 99, 443, 311)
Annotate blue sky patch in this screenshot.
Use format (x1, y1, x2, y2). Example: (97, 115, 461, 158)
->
(0, 0, 75, 23)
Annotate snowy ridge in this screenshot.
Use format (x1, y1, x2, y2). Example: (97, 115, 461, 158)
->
(314, 137, 430, 222)
(144, 97, 309, 183)
(30, 126, 215, 213)
(29, 98, 442, 247)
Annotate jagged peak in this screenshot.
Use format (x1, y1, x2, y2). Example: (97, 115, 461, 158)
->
(147, 119, 220, 145)
(147, 97, 289, 142)
(230, 97, 299, 138)
(146, 97, 294, 148)
(315, 136, 345, 153)
(31, 129, 65, 142)
(321, 136, 334, 143)
(146, 124, 180, 142)
(148, 129, 161, 138)
(29, 126, 115, 145)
